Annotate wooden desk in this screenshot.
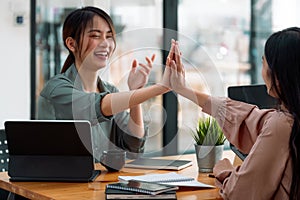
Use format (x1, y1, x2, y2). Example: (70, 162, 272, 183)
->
(0, 151, 237, 200)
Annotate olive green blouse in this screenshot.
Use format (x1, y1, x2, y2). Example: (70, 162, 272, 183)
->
(37, 64, 145, 161)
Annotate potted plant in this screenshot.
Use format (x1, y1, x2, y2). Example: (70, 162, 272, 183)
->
(192, 116, 226, 172)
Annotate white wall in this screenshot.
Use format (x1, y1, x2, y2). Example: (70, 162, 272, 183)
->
(273, 0, 300, 30)
(0, 0, 30, 128)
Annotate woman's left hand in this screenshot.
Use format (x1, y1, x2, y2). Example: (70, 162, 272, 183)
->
(128, 54, 155, 90)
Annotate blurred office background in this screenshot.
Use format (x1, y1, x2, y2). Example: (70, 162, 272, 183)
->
(1, 0, 300, 156)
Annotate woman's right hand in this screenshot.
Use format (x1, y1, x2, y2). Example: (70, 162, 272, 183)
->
(213, 158, 234, 188)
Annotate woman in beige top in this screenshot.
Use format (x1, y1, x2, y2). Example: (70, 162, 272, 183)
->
(165, 28, 300, 199)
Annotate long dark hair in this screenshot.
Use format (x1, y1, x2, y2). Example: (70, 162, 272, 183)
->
(265, 27, 300, 200)
(61, 6, 116, 73)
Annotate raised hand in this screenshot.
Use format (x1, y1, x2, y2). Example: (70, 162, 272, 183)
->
(166, 39, 176, 66)
(169, 41, 187, 94)
(160, 39, 176, 89)
(127, 54, 155, 90)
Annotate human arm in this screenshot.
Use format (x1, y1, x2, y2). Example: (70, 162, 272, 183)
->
(39, 77, 146, 156)
(168, 41, 293, 199)
(169, 57, 275, 152)
(109, 112, 146, 158)
(168, 41, 270, 152)
(39, 75, 113, 123)
(127, 54, 155, 138)
(167, 40, 210, 107)
(101, 44, 174, 117)
(101, 84, 168, 116)
(168, 52, 290, 198)
(213, 113, 292, 199)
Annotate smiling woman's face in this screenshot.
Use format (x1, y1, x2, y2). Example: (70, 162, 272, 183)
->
(75, 15, 115, 71)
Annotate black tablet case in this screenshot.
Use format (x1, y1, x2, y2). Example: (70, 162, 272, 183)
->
(4, 120, 100, 182)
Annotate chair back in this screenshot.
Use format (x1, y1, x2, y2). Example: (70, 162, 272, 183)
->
(0, 129, 9, 172)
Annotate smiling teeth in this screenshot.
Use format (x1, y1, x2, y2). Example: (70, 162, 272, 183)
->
(96, 52, 108, 56)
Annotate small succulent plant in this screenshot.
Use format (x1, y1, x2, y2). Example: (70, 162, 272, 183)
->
(192, 117, 226, 146)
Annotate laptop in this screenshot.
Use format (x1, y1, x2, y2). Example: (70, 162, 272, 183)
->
(4, 120, 100, 182)
(227, 84, 278, 160)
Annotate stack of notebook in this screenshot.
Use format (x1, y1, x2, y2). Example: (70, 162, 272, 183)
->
(118, 172, 214, 188)
(105, 180, 178, 199)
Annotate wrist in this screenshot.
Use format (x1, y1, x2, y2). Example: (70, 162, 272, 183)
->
(128, 85, 142, 90)
(156, 83, 171, 92)
(174, 86, 187, 96)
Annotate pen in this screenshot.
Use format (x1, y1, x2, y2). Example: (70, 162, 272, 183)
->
(208, 174, 215, 178)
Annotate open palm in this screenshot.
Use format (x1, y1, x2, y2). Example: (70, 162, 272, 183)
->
(127, 54, 155, 90)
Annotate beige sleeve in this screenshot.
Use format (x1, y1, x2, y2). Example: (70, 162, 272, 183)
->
(202, 96, 271, 153)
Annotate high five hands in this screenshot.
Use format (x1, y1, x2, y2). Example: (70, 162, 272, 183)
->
(162, 39, 187, 94)
(127, 39, 186, 94)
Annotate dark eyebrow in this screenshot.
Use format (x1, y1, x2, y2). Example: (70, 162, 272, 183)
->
(87, 29, 112, 34)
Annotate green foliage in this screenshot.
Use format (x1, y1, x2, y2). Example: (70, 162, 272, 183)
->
(192, 117, 226, 146)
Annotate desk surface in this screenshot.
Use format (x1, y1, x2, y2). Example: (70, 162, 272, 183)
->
(0, 151, 238, 200)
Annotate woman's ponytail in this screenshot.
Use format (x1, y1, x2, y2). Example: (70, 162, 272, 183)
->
(61, 53, 74, 73)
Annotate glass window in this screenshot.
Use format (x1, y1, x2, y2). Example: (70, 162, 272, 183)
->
(35, 0, 80, 112)
(34, 0, 300, 156)
(35, 0, 164, 155)
(106, 0, 164, 155)
(177, 0, 251, 153)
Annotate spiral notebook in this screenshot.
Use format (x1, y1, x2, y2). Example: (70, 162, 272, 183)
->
(105, 188, 177, 199)
(106, 180, 179, 195)
(119, 172, 214, 188)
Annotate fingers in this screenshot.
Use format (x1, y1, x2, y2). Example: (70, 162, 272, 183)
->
(145, 54, 155, 66)
(170, 59, 185, 79)
(131, 59, 138, 72)
(139, 55, 154, 74)
(170, 60, 177, 74)
(166, 39, 176, 66)
(160, 58, 171, 90)
(136, 69, 148, 77)
(174, 41, 183, 73)
(145, 56, 154, 69)
(166, 57, 171, 67)
(169, 60, 179, 80)
(151, 54, 156, 62)
(174, 41, 180, 64)
(166, 39, 183, 73)
(166, 56, 170, 67)
(139, 63, 151, 74)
